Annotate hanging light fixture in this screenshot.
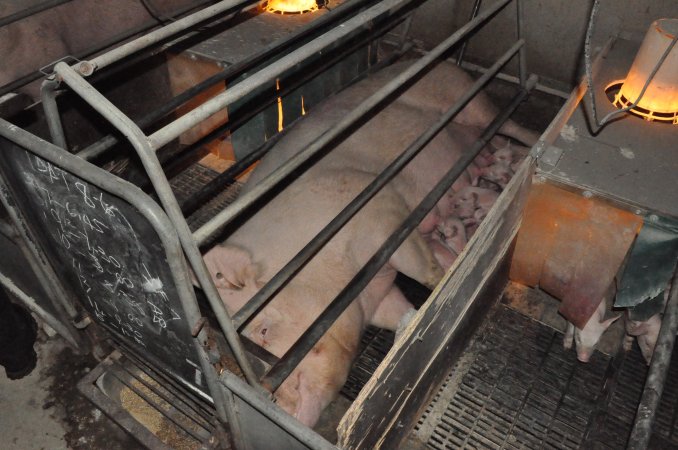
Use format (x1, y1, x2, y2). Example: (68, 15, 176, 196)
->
(611, 18, 678, 124)
(264, 0, 319, 15)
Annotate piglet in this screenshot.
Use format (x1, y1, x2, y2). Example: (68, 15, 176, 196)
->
(563, 299, 620, 362)
(624, 313, 661, 365)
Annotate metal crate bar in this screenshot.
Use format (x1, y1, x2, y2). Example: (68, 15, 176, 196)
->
(75, 0, 380, 162)
(263, 74, 539, 391)
(53, 62, 261, 397)
(0, 0, 216, 97)
(232, 39, 525, 330)
(193, 0, 513, 245)
(150, 0, 512, 152)
(628, 263, 678, 449)
(80, 0, 259, 74)
(0, 118, 236, 426)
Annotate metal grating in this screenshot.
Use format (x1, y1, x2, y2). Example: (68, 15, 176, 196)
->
(415, 306, 596, 449)
(168, 163, 243, 233)
(341, 326, 395, 400)
(413, 303, 678, 449)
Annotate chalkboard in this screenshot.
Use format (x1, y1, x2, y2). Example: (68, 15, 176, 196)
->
(0, 136, 207, 392)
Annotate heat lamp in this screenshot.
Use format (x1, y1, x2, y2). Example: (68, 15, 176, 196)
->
(609, 18, 678, 124)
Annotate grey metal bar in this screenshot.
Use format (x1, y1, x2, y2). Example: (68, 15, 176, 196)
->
(149, 0, 471, 151)
(627, 262, 678, 450)
(0, 161, 80, 321)
(0, 219, 14, 239)
(193, 0, 513, 246)
(109, 366, 210, 442)
(0, 117, 234, 426)
(0, 269, 81, 349)
(220, 371, 336, 450)
(516, 0, 527, 87)
(53, 63, 261, 396)
(75, 0, 378, 162)
(263, 74, 538, 391)
(456, 0, 482, 66)
(232, 39, 525, 330)
(0, 0, 214, 97)
(0, 0, 74, 28)
(40, 79, 68, 148)
(79, 0, 255, 75)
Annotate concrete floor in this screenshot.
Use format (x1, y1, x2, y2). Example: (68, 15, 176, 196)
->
(0, 327, 141, 450)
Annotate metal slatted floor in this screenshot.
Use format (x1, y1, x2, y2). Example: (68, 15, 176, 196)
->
(411, 303, 678, 449)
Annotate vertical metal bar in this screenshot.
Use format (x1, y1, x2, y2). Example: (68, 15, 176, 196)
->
(0, 165, 80, 320)
(192, 0, 514, 246)
(0, 116, 244, 429)
(53, 62, 262, 395)
(41, 80, 68, 148)
(456, 0, 482, 66)
(263, 75, 538, 391)
(232, 39, 525, 330)
(516, 0, 527, 87)
(627, 263, 678, 450)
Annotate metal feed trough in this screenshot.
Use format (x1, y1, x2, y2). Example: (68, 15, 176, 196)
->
(5, 0, 674, 448)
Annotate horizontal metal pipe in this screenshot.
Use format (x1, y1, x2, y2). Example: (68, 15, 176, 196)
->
(263, 74, 538, 391)
(0, 0, 73, 28)
(232, 39, 524, 330)
(627, 263, 678, 450)
(219, 371, 335, 450)
(150, 0, 459, 151)
(193, 0, 513, 246)
(177, 16, 409, 213)
(0, 0, 212, 97)
(76, 0, 378, 161)
(84, 0, 255, 73)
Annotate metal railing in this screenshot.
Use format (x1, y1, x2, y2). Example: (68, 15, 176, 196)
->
(4, 0, 533, 442)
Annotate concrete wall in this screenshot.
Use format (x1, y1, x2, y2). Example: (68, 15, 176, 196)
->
(410, 0, 678, 90)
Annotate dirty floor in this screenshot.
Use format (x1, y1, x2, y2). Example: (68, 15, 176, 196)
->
(0, 330, 141, 450)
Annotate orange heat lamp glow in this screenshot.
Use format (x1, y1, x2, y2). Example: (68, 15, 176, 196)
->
(265, 0, 318, 14)
(276, 79, 284, 132)
(614, 18, 678, 124)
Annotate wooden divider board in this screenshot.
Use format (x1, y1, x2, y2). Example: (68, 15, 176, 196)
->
(337, 157, 535, 449)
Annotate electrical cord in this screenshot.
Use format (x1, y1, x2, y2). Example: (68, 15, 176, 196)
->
(583, 0, 677, 134)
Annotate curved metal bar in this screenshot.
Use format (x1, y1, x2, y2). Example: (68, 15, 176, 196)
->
(49, 63, 261, 414)
(232, 39, 525, 330)
(40, 79, 68, 148)
(192, 0, 514, 246)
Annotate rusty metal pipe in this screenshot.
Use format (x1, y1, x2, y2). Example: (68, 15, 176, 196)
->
(627, 261, 678, 449)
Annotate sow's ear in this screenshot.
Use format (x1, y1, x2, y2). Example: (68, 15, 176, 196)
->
(197, 244, 261, 290)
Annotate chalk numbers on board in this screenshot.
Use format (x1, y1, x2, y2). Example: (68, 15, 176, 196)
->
(24, 154, 181, 348)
